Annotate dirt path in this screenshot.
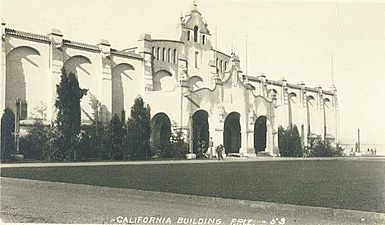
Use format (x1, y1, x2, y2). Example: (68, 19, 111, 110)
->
(1, 177, 384, 225)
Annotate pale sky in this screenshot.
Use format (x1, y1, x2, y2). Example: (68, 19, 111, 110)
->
(2, 0, 385, 144)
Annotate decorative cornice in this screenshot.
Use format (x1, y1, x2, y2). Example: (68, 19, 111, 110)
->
(63, 39, 100, 52)
(212, 49, 231, 58)
(151, 39, 184, 44)
(110, 49, 143, 60)
(5, 28, 51, 43)
(249, 76, 335, 95)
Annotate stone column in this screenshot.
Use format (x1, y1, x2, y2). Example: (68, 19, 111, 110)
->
(240, 113, 249, 156)
(176, 58, 192, 154)
(209, 78, 224, 157)
(332, 86, 339, 141)
(178, 79, 189, 143)
(317, 86, 324, 138)
(246, 112, 255, 157)
(280, 79, 289, 128)
(208, 108, 223, 157)
(299, 82, 307, 147)
(269, 99, 279, 156)
(47, 29, 64, 123)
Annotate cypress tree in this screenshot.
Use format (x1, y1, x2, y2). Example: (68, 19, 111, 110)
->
(127, 97, 151, 159)
(54, 69, 86, 161)
(1, 108, 16, 160)
(108, 114, 126, 160)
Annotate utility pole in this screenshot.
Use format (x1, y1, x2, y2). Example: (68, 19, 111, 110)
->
(357, 129, 360, 153)
(245, 35, 248, 77)
(14, 98, 21, 155)
(331, 51, 334, 85)
(323, 99, 327, 141)
(12, 98, 25, 160)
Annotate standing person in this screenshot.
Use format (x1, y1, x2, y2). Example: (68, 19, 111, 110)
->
(219, 145, 224, 160)
(216, 144, 224, 160)
(209, 137, 214, 159)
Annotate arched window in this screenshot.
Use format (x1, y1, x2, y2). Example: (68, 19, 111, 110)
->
(162, 48, 166, 61)
(194, 26, 199, 42)
(152, 47, 155, 58)
(167, 49, 171, 63)
(187, 31, 191, 41)
(220, 60, 223, 73)
(157, 47, 160, 60)
(202, 35, 206, 45)
(195, 51, 199, 69)
(173, 49, 177, 64)
(224, 62, 227, 71)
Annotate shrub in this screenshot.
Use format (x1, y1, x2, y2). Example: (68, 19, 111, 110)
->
(20, 120, 49, 160)
(107, 114, 127, 160)
(309, 137, 343, 157)
(169, 128, 188, 159)
(278, 125, 303, 157)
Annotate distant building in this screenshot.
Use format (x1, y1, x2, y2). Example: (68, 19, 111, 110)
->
(0, 2, 338, 157)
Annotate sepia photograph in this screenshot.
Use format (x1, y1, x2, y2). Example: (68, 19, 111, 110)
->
(0, 0, 384, 224)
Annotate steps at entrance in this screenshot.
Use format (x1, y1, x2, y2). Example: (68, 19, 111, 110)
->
(257, 151, 272, 157)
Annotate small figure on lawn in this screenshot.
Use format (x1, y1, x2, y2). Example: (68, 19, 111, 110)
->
(209, 137, 214, 159)
(216, 144, 224, 161)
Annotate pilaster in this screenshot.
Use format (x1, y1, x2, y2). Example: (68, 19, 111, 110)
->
(0, 20, 6, 150)
(98, 39, 112, 121)
(137, 34, 153, 92)
(271, 93, 279, 156)
(47, 28, 64, 123)
(1, 20, 6, 116)
(246, 112, 255, 157)
(208, 108, 224, 157)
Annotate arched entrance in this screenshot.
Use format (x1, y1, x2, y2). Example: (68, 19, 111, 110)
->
(192, 110, 209, 154)
(151, 113, 171, 157)
(223, 112, 241, 154)
(254, 116, 267, 153)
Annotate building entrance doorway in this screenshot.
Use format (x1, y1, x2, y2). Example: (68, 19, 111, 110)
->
(223, 112, 241, 154)
(254, 116, 267, 153)
(192, 110, 209, 154)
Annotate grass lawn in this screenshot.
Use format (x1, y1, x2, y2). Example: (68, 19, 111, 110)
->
(1, 159, 384, 213)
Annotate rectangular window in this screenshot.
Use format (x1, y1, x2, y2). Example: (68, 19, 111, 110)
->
(195, 51, 199, 69)
(173, 49, 177, 64)
(168, 49, 171, 63)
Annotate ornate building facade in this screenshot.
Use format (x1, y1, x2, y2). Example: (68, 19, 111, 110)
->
(0, 2, 338, 157)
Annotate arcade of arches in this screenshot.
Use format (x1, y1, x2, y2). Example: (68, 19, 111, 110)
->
(149, 110, 268, 156)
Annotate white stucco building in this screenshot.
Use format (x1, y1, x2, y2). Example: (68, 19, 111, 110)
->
(0, 2, 338, 157)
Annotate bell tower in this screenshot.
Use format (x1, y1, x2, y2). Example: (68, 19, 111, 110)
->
(179, 0, 212, 48)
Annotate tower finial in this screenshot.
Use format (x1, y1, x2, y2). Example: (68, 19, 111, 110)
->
(192, 0, 197, 11)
